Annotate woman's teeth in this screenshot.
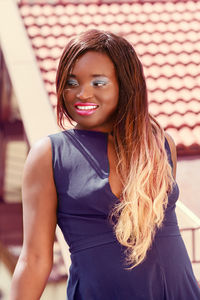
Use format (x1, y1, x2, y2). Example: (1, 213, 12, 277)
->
(76, 105, 98, 110)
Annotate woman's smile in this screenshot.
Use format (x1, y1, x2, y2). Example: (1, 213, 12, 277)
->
(63, 51, 119, 132)
(74, 102, 99, 115)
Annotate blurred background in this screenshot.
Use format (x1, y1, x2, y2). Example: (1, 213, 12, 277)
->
(0, 0, 200, 298)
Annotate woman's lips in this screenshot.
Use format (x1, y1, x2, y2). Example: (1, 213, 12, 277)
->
(74, 103, 99, 116)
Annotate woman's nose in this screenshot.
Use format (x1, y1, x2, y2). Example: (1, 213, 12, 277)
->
(76, 85, 92, 100)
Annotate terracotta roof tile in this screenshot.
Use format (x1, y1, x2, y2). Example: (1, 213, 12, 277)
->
(18, 1, 200, 156)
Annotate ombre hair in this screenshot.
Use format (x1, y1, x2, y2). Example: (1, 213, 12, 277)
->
(56, 29, 174, 268)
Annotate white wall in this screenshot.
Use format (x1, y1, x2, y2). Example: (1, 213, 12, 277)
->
(176, 158, 200, 281)
(177, 158, 200, 219)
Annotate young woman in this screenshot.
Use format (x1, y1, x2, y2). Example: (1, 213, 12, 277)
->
(10, 29, 200, 299)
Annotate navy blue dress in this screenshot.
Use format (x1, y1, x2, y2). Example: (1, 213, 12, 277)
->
(49, 129, 200, 300)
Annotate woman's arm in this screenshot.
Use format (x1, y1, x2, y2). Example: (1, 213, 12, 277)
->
(9, 137, 57, 300)
(164, 132, 177, 179)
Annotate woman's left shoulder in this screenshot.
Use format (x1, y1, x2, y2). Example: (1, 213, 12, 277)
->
(164, 132, 177, 178)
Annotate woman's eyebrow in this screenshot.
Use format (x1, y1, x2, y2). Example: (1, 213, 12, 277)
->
(92, 74, 109, 78)
(68, 73, 108, 78)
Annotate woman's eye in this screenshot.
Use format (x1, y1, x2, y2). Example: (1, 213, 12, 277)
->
(66, 79, 79, 87)
(92, 81, 107, 87)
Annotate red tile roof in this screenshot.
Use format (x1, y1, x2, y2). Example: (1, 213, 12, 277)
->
(18, 1, 200, 156)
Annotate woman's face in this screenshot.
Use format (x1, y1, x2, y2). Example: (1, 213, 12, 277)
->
(63, 51, 119, 132)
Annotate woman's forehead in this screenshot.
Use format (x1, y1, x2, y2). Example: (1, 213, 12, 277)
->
(69, 51, 116, 76)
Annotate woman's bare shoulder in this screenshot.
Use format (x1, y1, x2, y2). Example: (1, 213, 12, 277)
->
(23, 136, 54, 187)
(28, 136, 52, 158)
(25, 136, 52, 167)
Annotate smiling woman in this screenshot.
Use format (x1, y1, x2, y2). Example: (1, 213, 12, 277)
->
(10, 29, 200, 300)
(62, 51, 119, 132)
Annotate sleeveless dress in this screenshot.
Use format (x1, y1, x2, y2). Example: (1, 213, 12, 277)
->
(49, 129, 200, 300)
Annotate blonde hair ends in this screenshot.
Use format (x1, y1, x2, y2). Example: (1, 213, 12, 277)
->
(111, 115, 174, 269)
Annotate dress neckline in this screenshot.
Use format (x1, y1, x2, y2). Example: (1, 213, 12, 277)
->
(71, 128, 113, 136)
(66, 128, 120, 202)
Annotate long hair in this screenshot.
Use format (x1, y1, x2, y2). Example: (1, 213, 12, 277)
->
(56, 29, 174, 268)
